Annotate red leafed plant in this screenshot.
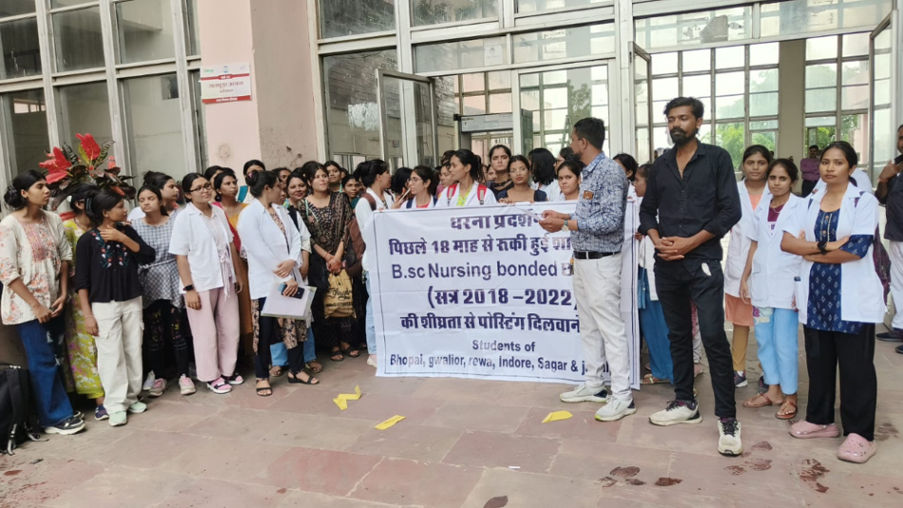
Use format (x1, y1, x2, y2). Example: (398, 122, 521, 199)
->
(38, 133, 136, 210)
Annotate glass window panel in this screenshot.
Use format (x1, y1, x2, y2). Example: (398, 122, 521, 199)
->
(488, 92, 511, 113)
(749, 68, 779, 92)
(806, 116, 836, 127)
(520, 89, 540, 111)
(323, 49, 397, 160)
(841, 60, 869, 85)
(513, 23, 614, 63)
(116, 0, 175, 64)
(53, 7, 104, 71)
(716, 71, 744, 96)
(749, 92, 778, 117)
(760, 0, 891, 40)
(843, 32, 870, 57)
(462, 95, 485, 114)
(414, 36, 507, 73)
(841, 84, 869, 110)
(189, 69, 207, 170)
(318, 0, 395, 38)
(520, 72, 539, 88)
(682, 49, 710, 73)
(806, 35, 838, 61)
(634, 6, 751, 50)
(186, 0, 200, 56)
(715, 95, 744, 119)
(715, 46, 744, 69)
(805, 63, 837, 88)
(840, 113, 869, 162)
(652, 77, 677, 102)
(123, 74, 186, 176)
(651, 52, 677, 76)
(715, 122, 745, 168)
(544, 109, 568, 129)
(0, 17, 41, 79)
(0, 0, 35, 17)
(750, 119, 778, 130)
(805, 88, 837, 112)
(749, 42, 779, 66)
(462, 73, 484, 93)
(51, 1, 94, 7)
(682, 74, 711, 97)
(515, 0, 605, 14)
(543, 70, 567, 85)
(697, 123, 713, 145)
(412, 0, 497, 26)
(543, 87, 568, 107)
(487, 70, 510, 90)
(750, 131, 776, 153)
(653, 124, 670, 151)
(4, 89, 49, 174)
(57, 82, 112, 148)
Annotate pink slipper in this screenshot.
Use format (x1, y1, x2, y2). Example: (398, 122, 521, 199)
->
(837, 433, 877, 463)
(789, 420, 841, 439)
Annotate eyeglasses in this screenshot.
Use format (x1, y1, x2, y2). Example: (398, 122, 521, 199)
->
(190, 183, 212, 192)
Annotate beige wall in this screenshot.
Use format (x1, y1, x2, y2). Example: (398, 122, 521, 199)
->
(777, 39, 805, 192)
(197, 0, 319, 174)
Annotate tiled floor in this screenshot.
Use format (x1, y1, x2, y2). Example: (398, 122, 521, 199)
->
(2, 336, 902, 508)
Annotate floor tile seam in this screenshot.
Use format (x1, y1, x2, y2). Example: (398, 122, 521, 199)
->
(344, 455, 387, 498)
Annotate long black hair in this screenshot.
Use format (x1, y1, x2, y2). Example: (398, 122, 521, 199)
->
(3, 169, 45, 210)
(68, 183, 99, 216)
(141, 170, 173, 191)
(84, 188, 124, 227)
(243, 159, 266, 177)
(355, 159, 389, 188)
(528, 148, 556, 186)
(212, 168, 237, 202)
(820, 140, 859, 168)
(412, 165, 438, 196)
(452, 149, 483, 183)
(246, 170, 278, 198)
(613, 153, 639, 181)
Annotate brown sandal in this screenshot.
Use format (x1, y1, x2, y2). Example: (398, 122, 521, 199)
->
(776, 399, 797, 420)
(306, 361, 323, 374)
(743, 393, 782, 408)
(641, 373, 670, 385)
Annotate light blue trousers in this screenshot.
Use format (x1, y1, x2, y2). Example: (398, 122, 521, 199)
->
(753, 307, 799, 395)
(365, 273, 376, 353)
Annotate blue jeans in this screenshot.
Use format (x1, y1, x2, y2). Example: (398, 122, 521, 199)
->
(753, 307, 799, 395)
(270, 342, 288, 367)
(303, 327, 316, 363)
(16, 319, 74, 427)
(365, 273, 376, 353)
(639, 269, 673, 382)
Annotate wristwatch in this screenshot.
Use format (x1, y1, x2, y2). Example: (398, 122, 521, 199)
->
(562, 219, 569, 231)
(817, 240, 828, 255)
(183, 284, 195, 292)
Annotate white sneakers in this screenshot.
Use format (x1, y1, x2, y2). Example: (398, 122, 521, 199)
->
(559, 383, 609, 403)
(717, 418, 743, 457)
(648, 400, 703, 426)
(594, 398, 637, 422)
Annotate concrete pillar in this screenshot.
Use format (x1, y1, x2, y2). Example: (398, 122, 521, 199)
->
(777, 39, 805, 191)
(197, 0, 319, 173)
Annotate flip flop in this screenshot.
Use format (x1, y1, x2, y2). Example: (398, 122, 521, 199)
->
(775, 399, 797, 420)
(743, 393, 782, 408)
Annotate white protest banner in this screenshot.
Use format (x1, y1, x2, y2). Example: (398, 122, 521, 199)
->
(369, 201, 639, 387)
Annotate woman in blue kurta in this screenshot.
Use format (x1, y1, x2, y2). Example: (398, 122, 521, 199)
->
(780, 141, 884, 464)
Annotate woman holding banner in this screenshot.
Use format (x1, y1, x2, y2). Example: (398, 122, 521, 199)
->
(435, 149, 498, 208)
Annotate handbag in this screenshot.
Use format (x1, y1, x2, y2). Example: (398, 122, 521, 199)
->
(0, 364, 42, 455)
(323, 269, 356, 318)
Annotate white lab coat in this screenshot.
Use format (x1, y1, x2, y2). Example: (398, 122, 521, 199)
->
(236, 199, 304, 300)
(746, 194, 804, 310)
(169, 203, 235, 292)
(435, 183, 498, 208)
(724, 181, 771, 297)
(783, 184, 885, 325)
(813, 168, 872, 195)
(355, 188, 393, 274)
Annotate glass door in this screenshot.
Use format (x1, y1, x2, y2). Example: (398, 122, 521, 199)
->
(516, 61, 613, 157)
(376, 69, 439, 169)
(634, 44, 653, 164)
(869, 13, 897, 181)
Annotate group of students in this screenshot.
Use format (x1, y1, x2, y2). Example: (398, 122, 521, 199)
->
(0, 115, 886, 463)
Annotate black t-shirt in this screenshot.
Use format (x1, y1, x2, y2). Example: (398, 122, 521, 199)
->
(74, 225, 155, 303)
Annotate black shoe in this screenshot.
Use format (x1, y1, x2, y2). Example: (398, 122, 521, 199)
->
(896, 344, 903, 354)
(877, 329, 903, 342)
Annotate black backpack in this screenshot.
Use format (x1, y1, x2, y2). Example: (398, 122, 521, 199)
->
(0, 364, 42, 455)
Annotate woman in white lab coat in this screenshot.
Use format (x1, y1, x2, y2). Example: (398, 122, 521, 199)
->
(723, 145, 771, 388)
(435, 149, 498, 208)
(780, 141, 883, 464)
(739, 159, 803, 419)
(237, 170, 317, 397)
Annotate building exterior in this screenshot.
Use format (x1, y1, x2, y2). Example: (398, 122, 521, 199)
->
(1, 0, 901, 193)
